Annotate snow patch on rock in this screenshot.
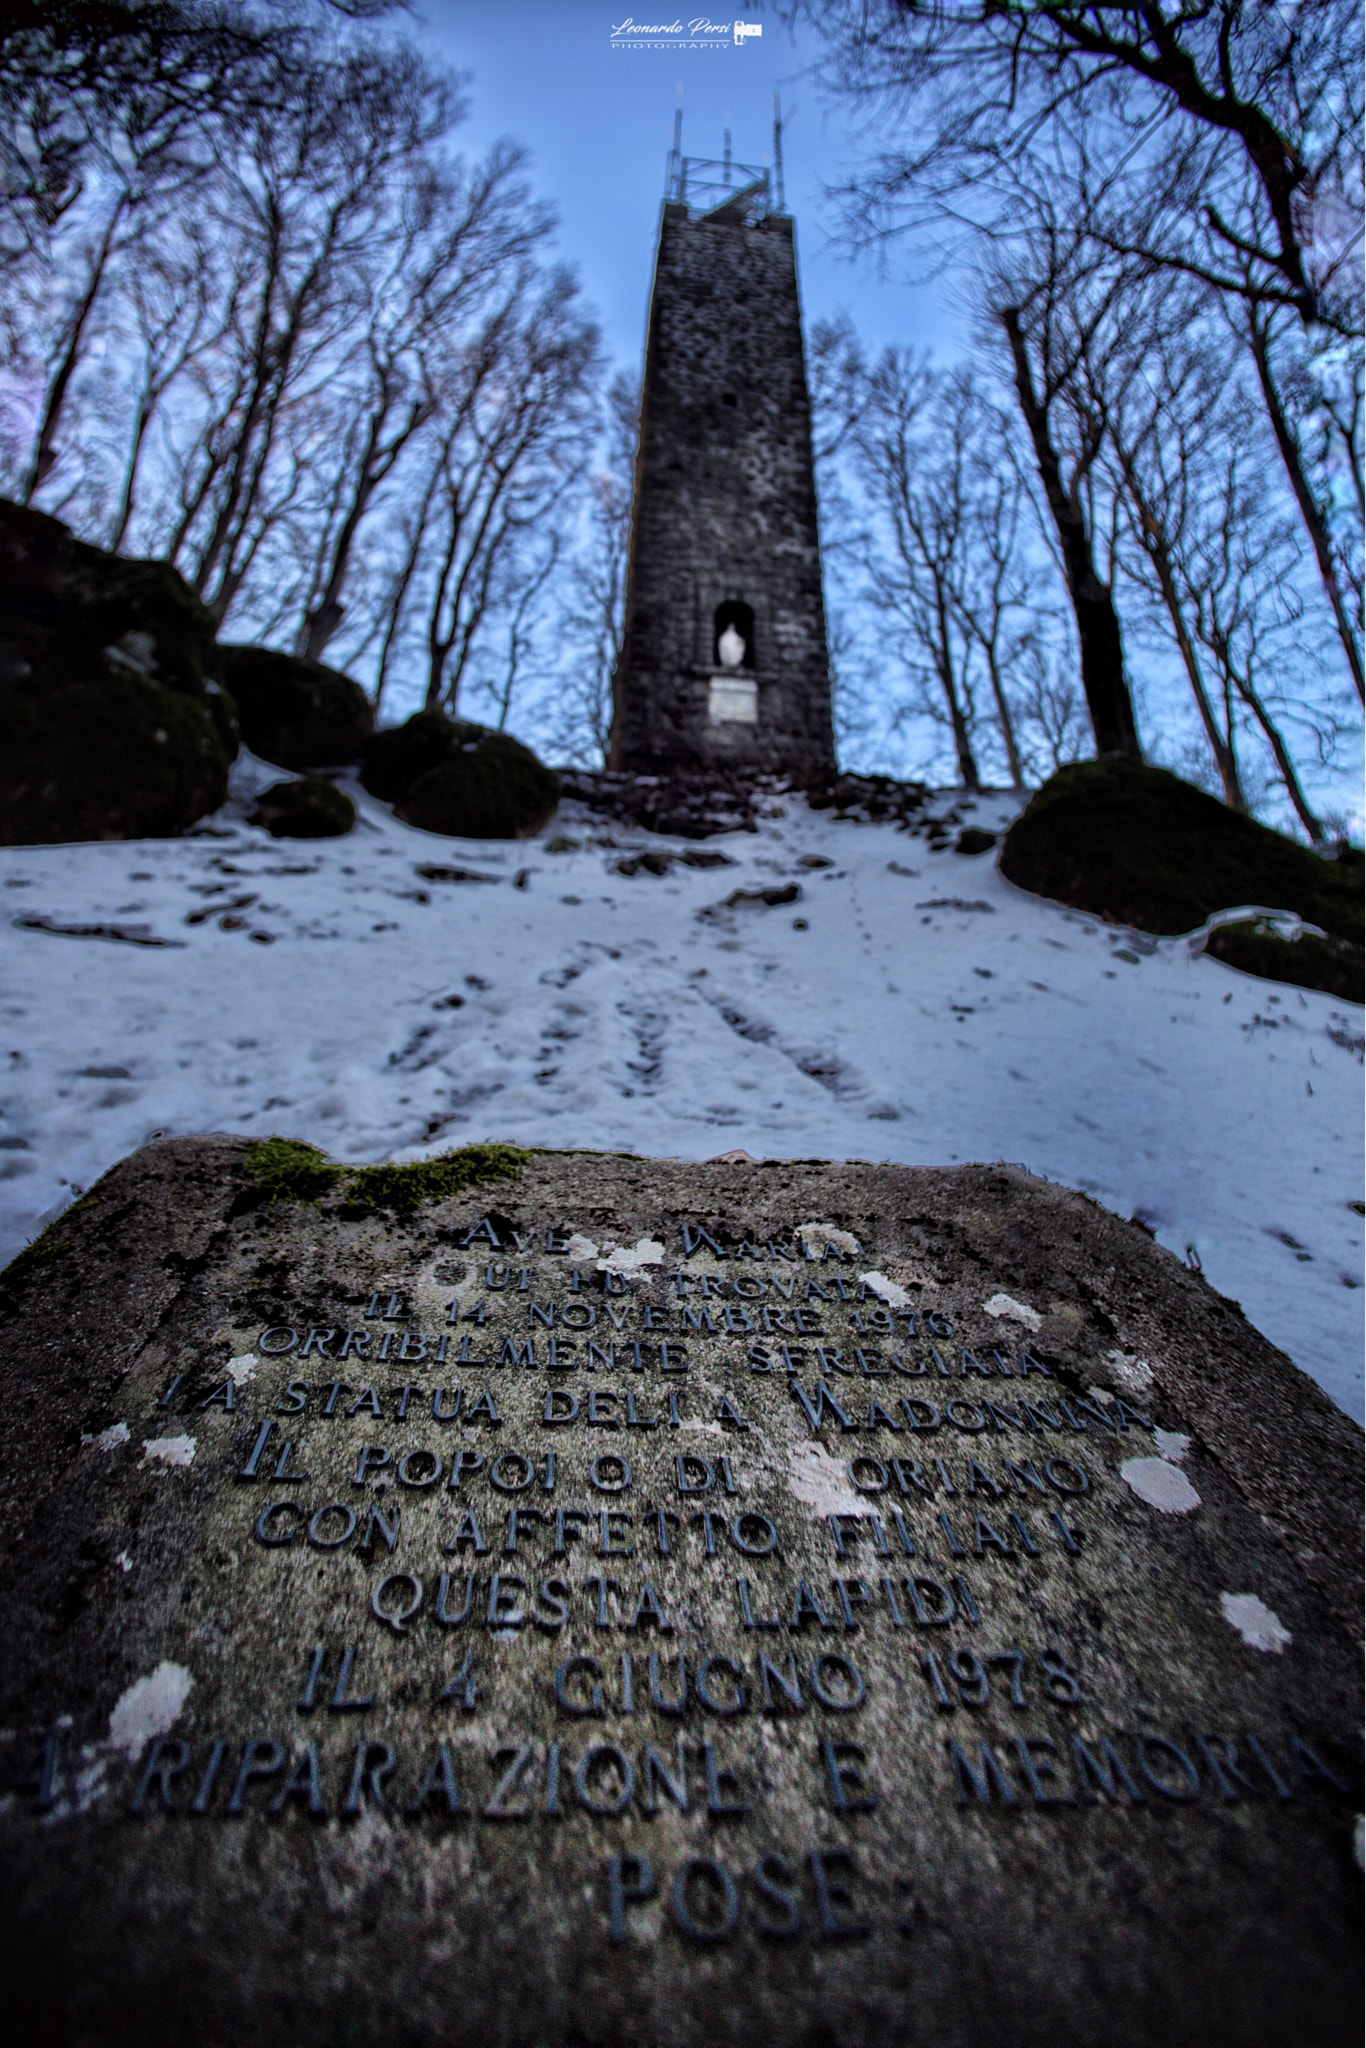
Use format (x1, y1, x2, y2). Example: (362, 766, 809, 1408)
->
(1219, 1591, 1291, 1653)
(108, 1660, 193, 1759)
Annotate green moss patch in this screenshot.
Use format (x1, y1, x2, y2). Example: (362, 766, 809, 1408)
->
(1204, 919, 1364, 1003)
(244, 1139, 345, 1205)
(342, 1145, 529, 1214)
(1001, 760, 1361, 945)
(244, 1138, 530, 1214)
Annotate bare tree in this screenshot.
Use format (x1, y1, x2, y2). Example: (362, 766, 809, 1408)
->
(420, 270, 599, 714)
(1096, 293, 1248, 806)
(1238, 298, 1364, 700)
(1089, 275, 1341, 836)
(107, 220, 224, 550)
(551, 371, 639, 764)
(1012, 638, 1091, 774)
(175, 45, 455, 625)
(1174, 444, 1332, 843)
(803, 1, 1363, 331)
(987, 187, 1142, 759)
(944, 373, 1029, 789)
(476, 531, 562, 733)
(851, 347, 982, 788)
(294, 139, 553, 663)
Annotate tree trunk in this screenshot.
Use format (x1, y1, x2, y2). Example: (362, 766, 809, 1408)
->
(1122, 479, 1247, 809)
(1001, 307, 1142, 759)
(932, 584, 980, 790)
(1246, 309, 1364, 701)
(1212, 628, 1326, 844)
(982, 635, 1025, 789)
(373, 453, 444, 713)
(109, 389, 153, 552)
(23, 209, 122, 504)
(299, 395, 430, 663)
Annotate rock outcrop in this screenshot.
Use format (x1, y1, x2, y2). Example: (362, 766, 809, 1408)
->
(0, 499, 236, 844)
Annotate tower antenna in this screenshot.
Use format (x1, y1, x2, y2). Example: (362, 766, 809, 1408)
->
(773, 90, 786, 213)
(723, 127, 732, 189)
(668, 91, 683, 201)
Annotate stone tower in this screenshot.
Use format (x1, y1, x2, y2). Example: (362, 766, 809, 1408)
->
(609, 148, 836, 780)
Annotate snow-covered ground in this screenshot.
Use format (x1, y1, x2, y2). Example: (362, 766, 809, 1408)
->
(2, 753, 1361, 1417)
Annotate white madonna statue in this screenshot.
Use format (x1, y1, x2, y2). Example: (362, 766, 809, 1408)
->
(717, 623, 747, 669)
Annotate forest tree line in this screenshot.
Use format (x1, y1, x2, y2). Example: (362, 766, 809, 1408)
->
(803, 0, 1362, 840)
(1, 0, 1361, 834)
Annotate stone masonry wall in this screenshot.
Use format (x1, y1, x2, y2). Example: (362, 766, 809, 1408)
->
(610, 206, 837, 780)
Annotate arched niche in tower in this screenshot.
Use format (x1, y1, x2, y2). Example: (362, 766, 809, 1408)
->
(713, 599, 755, 671)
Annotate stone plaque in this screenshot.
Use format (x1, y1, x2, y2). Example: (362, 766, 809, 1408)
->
(708, 674, 759, 724)
(0, 1139, 1360, 2047)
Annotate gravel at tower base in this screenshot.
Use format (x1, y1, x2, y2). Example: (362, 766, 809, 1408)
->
(0, 1137, 1359, 2048)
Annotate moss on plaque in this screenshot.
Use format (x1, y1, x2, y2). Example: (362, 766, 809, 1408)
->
(243, 1139, 345, 1206)
(243, 1137, 531, 1215)
(341, 1144, 530, 1215)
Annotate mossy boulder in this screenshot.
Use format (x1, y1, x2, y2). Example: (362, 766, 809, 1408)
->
(0, 497, 236, 844)
(216, 644, 372, 773)
(1204, 918, 1363, 1004)
(362, 710, 558, 840)
(1001, 760, 1362, 947)
(360, 709, 463, 803)
(250, 777, 355, 840)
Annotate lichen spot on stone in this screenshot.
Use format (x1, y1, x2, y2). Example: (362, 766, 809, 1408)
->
(1153, 1429, 1191, 1463)
(1120, 1456, 1200, 1514)
(797, 1222, 863, 1259)
(1106, 1347, 1155, 1392)
(599, 1237, 665, 1277)
(859, 1270, 911, 1310)
(227, 1353, 257, 1386)
(982, 1292, 1042, 1330)
(564, 1232, 600, 1264)
(82, 1420, 130, 1451)
(108, 1661, 193, 1760)
(142, 1434, 196, 1468)
(787, 1443, 866, 1518)
(1219, 1592, 1291, 1654)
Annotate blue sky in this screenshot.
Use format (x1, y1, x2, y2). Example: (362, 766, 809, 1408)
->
(415, 1, 962, 380)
